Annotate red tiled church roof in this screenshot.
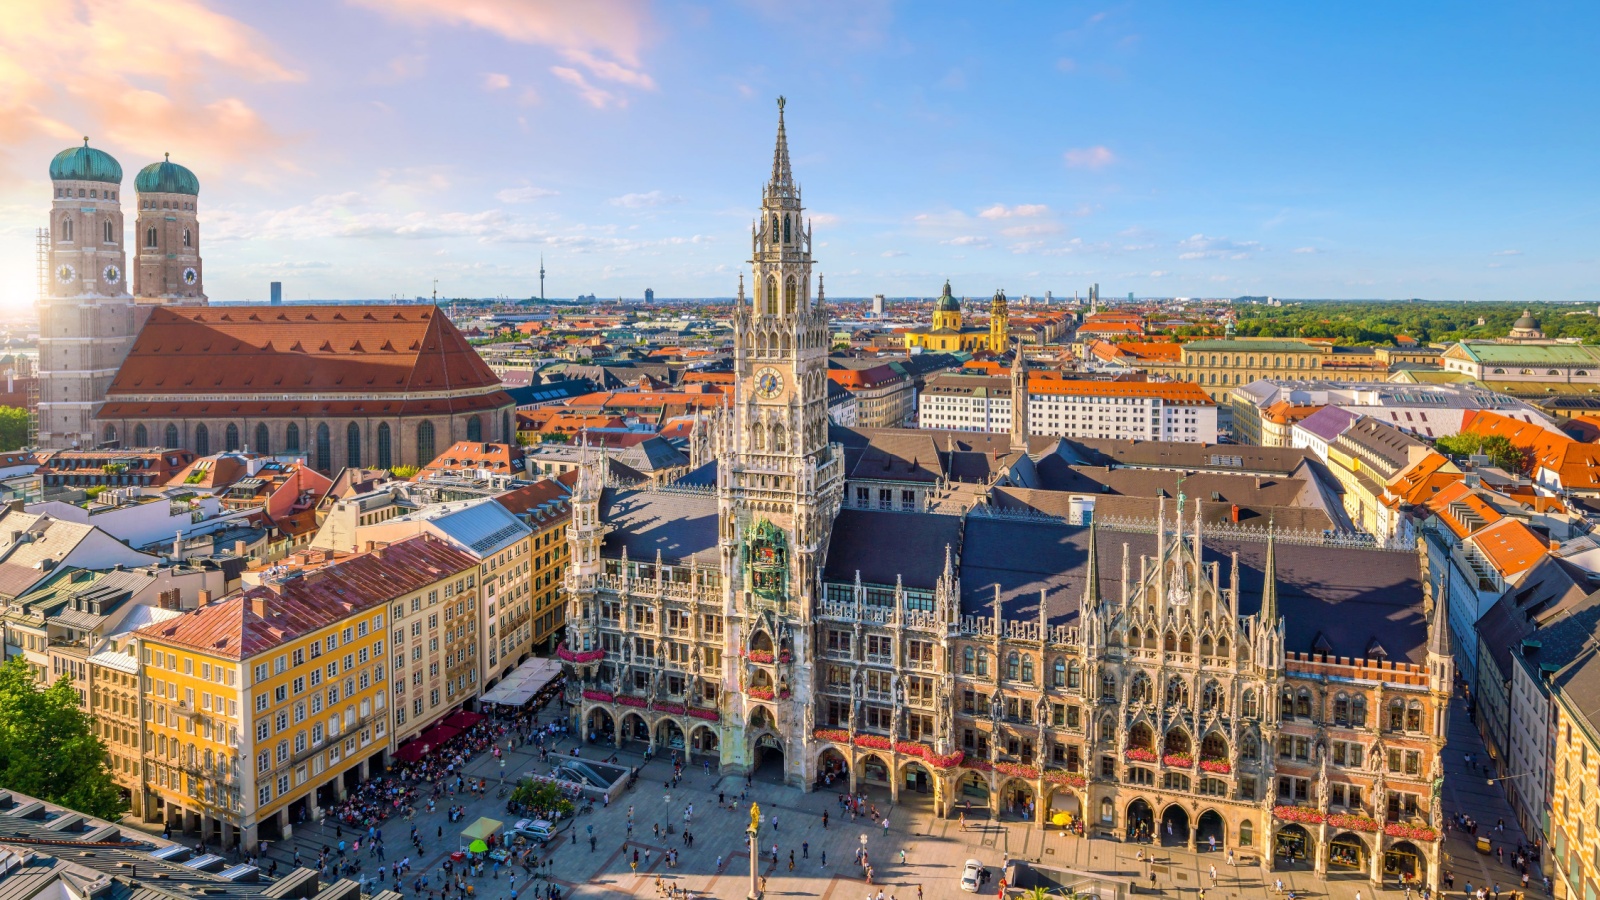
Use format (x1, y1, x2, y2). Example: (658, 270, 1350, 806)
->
(106, 305, 506, 402)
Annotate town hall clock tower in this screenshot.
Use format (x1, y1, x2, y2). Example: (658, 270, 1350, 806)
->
(718, 98, 844, 784)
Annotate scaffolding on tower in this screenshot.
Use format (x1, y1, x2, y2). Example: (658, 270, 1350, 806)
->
(29, 227, 46, 445)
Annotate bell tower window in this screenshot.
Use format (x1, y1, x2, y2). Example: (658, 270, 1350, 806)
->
(783, 214, 791, 244)
(183, 228, 191, 248)
(146, 227, 157, 249)
(103, 221, 113, 243)
(62, 219, 73, 242)
(784, 276, 796, 314)
(765, 276, 777, 316)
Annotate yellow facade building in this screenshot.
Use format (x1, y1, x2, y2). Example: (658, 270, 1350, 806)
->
(1551, 649, 1600, 900)
(136, 536, 479, 849)
(903, 283, 1010, 353)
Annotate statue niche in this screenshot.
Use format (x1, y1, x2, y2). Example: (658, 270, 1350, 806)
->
(745, 518, 790, 601)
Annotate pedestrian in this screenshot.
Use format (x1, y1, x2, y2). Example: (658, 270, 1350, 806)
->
(823, 811, 829, 829)
(803, 841, 809, 859)
(821, 850, 826, 868)
(900, 849, 907, 865)
(1210, 865, 1216, 885)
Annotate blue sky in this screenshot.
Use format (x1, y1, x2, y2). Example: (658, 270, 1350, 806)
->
(0, 1, 1596, 306)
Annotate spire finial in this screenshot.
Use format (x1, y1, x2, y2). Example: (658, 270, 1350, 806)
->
(164, 152, 170, 161)
(770, 96, 793, 188)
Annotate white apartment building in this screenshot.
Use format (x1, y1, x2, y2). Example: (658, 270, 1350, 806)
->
(917, 374, 1219, 443)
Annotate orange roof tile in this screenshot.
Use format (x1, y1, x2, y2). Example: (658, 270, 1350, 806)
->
(1386, 451, 1463, 506)
(1424, 480, 1505, 539)
(107, 305, 505, 405)
(1469, 518, 1548, 578)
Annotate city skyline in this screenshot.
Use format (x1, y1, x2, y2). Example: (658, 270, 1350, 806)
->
(1, 2, 1597, 308)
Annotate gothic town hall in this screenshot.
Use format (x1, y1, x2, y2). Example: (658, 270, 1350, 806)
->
(558, 100, 1453, 889)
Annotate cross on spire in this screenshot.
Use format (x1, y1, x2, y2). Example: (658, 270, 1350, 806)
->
(770, 96, 793, 189)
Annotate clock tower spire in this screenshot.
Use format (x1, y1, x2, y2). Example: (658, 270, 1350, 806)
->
(720, 98, 843, 786)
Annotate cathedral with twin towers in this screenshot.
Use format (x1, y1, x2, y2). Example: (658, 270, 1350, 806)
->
(558, 99, 1453, 889)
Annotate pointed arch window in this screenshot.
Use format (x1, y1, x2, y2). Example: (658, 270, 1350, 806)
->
(164, 424, 179, 449)
(255, 424, 270, 456)
(1006, 651, 1019, 681)
(146, 227, 157, 248)
(377, 423, 392, 469)
(1020, 656, 1034, 684)
(782, 214, 791, 243)
(962, 647, 975, 675)
(1052, 658, 1066, 688)
(183, 228, 191, 248)
(466, 416, 482, 442)
(1241, 689, 1259, 719)
(315, 424, 331, 471)
(194, 424, 210, 457)
(224, 423, 240, 452)
(62, 219, 73, 242)
(764, 276, 777, 316)
(103, 425, 117, 446)
(770, 214, 779, 242)
(284, 422, 301, 453)
(104, 220, 114, 243)
(416, 421, 435, 464)
(346, 422, 362, 468)
(784, 276, 796, 314)
(134, 424, 148, 447)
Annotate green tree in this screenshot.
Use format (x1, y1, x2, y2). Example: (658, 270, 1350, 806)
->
(390, 465, 420, 479)
(1434, 433, 1526, 472)
(0, 656, 125, 817)
(0, 407, 29, 451)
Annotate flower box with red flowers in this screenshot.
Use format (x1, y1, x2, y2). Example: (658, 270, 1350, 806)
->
(854, 734, 892, 750)
(994, 762, 1039, 779)
(963, 759, 993, 773)
(688, 708, 720, 722)
(928, 750, 964, 770)
(746, 650, 774, 664)
(581, 689, 614, 703)
(1124, 748, 1157, 763)
(778, 652, 793, 663)
(1045, 769, 1088, 788)
(1328, 814, 1379, 833)
(813, 728, 850, 743)
(1273, 805, 1326, 825)
(746, 686, 775, 700)
(1199, 758, 1230, 774)
(557, 646, 604, 663)
(616, 696, 647, 708)
(651, 703, 686, 715)
(1163, 754, 1194, 769)
(1383, 823, 1438, 842)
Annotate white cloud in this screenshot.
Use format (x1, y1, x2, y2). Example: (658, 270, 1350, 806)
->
(608, 190, 682, 208)
(482, 72, 512, 91)
(978, 203, 1049, 220)
(495, 185, 558, 203)
(1063, 146, 1116, 169)
(881, 250, 907, 258)
(1001, 222, 1060, 238)
(1177, 233, 1261, 260)
(942, 236, 990, 247)
(809, 212, 840, 227)
(550, 66, 621, 109)
(1493, 249, 1522, 256)
(1291, 246, 1319, 254)
(1148, 270, 1169, 278)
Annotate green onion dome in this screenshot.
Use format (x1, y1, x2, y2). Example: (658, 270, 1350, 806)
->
(49, 139, 122, 184)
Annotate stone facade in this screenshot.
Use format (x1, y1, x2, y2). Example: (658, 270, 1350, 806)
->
(557, 101, 1451, 889)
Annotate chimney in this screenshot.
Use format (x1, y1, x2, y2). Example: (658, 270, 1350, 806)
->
(251, 595, 269, 618)
(234, 539, 248, 557)
(1230, 504, 1240, 524)
(158, 588, 181, 610)
(365, 541, 375, 552)
(196, 589, 213, 607)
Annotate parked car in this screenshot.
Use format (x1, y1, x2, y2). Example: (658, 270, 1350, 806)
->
(509, 818, 565, 842)
(960, 859, 984, 893)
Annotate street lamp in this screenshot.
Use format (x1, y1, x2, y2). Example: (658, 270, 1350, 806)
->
(1487, 772, 1535, 787)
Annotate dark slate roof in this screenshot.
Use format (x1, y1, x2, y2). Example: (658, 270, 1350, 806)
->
(823, 509, 962, 590)
(987, 488, 1335, 532)
(1475, 555, 1589, 682)
(599, 487, 720, 564)
(941, 520, 1427, 662)
(674, 460, 718, 487)
(1549, 600, 1600, 733)
(847, 431, 944, 483)
(505, 378, 596, 407)
(1060, 439, 1314, 476)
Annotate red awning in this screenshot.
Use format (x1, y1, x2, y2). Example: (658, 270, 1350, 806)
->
(393, 739, 428, 764)
(444, 710, 485, 729)
(418, 724, 461, 747)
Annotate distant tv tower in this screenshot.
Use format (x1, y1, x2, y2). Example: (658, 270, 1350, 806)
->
(540, 256, 546, 301)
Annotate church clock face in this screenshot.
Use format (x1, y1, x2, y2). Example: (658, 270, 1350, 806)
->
(755, 367, 784, 399)
(182, 267, 198, 286)
(55, 264, 75, 284)
(102, 264, 121, 285)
